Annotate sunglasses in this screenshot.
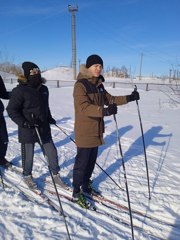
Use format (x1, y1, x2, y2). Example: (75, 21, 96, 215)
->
(30, 68, 41, 75)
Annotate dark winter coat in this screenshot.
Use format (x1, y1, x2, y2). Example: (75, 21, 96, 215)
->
(0, 75, 10, 117)
(0, 75, 10, 147)
(73, 65, 128, 148)
(6, 76, 53, 143)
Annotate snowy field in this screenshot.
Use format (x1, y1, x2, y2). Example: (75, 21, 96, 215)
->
(0, 79, 180, 240)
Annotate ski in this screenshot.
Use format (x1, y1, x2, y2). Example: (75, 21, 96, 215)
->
(44, 180, 178, 228)
(45, 179, 139, 213)
(45, 188, 167, 240)
(46, 187, 96, 211)
(1, 166, 61, 214)
(85, 194, 179, 228)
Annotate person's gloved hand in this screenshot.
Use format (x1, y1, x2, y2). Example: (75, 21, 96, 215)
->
(23, 121, 39, 129)
(126, 91, 140, 102)
(103, 103, 117, 116)
(49, 118, 56, 125)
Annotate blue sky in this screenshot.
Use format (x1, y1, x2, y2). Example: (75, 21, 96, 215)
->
(0, 0, 179, 77)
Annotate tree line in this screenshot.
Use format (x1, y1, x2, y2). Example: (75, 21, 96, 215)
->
(0, 61, 130, 78)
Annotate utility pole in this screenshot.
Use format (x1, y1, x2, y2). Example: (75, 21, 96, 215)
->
(139, 53, 143, 80)
(68, 4, 78, 80)
(169, 69, 172, 82)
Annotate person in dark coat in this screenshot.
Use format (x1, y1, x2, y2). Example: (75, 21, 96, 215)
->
(6, 61, 67, 189)
(72, 54, 140, 205)
(0, 75, 11, 168)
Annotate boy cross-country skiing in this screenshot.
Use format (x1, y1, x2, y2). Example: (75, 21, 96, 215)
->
(72, 54, 140, 207)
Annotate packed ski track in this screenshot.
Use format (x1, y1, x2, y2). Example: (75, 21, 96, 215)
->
(0, 81, 180, 240)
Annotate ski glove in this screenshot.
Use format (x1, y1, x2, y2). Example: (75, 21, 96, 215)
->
(103, 103, 117, 116)
(49, 117, 56, 125)
(23, 121, 39, 129)
(126, 91, 140, 102)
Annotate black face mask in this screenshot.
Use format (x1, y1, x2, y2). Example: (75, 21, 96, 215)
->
(28, 74, 42, 88)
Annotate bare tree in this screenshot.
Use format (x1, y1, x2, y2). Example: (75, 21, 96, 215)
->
(0, 61, 22, 75)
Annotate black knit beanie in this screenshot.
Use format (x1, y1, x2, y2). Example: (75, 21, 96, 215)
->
(22, 61, 40, 79)
(86, 54, 103, 68)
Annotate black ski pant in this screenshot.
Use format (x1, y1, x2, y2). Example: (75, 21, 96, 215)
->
(21, 140, 60, 176)
(73, 146, 98, 194)
(0, 116, 8, 163)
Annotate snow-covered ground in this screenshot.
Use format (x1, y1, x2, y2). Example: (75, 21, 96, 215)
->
(0, 73, 180, 239)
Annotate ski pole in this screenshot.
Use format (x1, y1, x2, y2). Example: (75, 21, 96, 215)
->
(113, 114, 134, 240)
(54, 123, 124, 191)
(55, 124, 75, 143)
(34, 126, 71, 240)
(134, 85, 151, 200)
(95, 162, 124, 191)
(0, 170, 5, 190)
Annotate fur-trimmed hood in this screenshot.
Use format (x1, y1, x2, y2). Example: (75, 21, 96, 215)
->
(77, 64, 99, 85)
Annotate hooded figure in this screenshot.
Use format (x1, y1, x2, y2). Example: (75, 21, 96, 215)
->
(6, 61, 67, 189)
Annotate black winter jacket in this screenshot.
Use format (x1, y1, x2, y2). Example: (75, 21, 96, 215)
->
(0, 75, 10, 117)
(7, 81, 53, 143)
